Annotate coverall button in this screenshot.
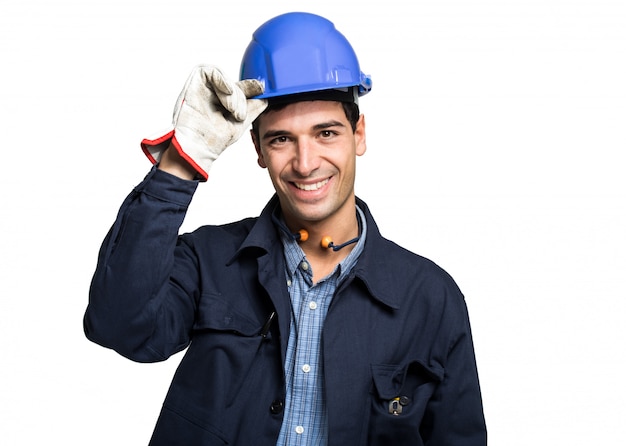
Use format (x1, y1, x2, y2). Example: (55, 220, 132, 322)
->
(270, 399, 284, 414)
(399, 395, 410, 406)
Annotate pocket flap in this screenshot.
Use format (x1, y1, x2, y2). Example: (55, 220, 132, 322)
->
(371, 360, 444, 399)
(193, 293, 263, 336)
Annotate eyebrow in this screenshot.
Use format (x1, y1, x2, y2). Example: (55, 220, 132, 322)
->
(261, 120, 346, 140)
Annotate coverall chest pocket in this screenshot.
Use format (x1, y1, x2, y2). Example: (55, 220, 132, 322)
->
(368, 360, 443, 445)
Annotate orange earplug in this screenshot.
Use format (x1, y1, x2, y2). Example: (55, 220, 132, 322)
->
(321, 236, 333, 249)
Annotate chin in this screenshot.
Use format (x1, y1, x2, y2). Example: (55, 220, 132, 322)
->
(292, 206, 332, 224)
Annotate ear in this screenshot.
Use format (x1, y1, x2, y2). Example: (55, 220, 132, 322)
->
(355, 114, 367, 157)
(250, 129, 267, 168)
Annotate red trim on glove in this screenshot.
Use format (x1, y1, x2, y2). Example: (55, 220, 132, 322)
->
(140, 130, 175, 164)
(140, 130, 209, 181)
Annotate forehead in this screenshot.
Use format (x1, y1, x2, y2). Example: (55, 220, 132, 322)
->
(257, 100, 346, 132)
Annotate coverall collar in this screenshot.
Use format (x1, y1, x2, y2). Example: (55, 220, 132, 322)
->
(230, 195, 401, 310)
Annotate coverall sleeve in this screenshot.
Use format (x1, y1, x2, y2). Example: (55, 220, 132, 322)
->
(424, 296, 487, 445)
(83, 167, 200, 363)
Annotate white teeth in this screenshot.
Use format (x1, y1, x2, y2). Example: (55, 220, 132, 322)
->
(295, 178, 329, 191)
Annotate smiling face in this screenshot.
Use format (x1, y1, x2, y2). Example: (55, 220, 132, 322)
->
(252, 100, 366, 232)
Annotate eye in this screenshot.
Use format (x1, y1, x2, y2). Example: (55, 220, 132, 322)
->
(319, 130, 337, 139)
(268, 135, 289, 145)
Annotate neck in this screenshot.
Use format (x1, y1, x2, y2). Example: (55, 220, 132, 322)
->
(274, 203, 360, 249)
(301, 215, 359, 251)
(285, 202, 359, 252)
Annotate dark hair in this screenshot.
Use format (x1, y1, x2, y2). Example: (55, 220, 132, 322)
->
(251, 101, 360, 142)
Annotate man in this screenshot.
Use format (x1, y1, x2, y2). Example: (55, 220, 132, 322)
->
(84, 11, 487, 446)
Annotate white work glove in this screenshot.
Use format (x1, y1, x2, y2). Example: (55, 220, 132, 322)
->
(141, 65, 268, 181)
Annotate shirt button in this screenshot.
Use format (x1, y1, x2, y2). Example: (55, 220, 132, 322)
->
(308, 301, 318, 310)
(300, 261, 309, 271)
(287, 279, 292, 287)
(302, 364, 311, 373)
(295, 425, 304, 435)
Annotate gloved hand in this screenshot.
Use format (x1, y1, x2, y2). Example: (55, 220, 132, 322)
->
(141, 65, 268, 181)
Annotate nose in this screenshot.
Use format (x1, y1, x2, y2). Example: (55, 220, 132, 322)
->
(292, 138, 320, 177)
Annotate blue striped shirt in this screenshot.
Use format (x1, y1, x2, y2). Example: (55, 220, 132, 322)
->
(275, 207, 367, 446)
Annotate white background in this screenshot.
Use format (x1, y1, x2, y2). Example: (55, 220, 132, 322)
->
(1, 0, 624, 444)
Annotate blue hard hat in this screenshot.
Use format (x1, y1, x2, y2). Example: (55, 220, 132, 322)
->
(240, 12, 372, 100)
